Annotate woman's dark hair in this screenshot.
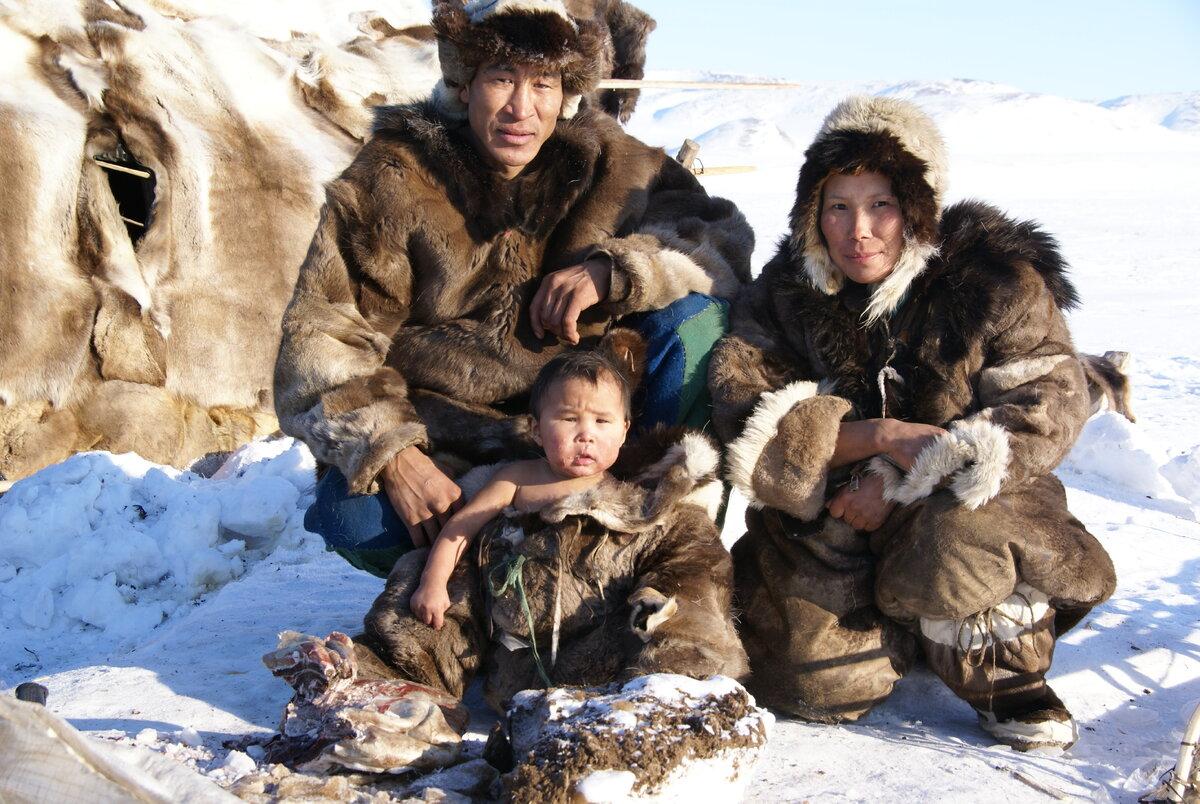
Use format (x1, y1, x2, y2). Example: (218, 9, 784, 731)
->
(529, 350, 632, 420)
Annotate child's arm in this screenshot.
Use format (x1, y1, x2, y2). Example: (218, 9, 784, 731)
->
(410, 467, 520, 629)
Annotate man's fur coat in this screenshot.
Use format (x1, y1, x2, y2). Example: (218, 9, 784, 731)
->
(353, 428, 748, 710)
(274, 101, 752, 494)
(709, 96, 1115, 724)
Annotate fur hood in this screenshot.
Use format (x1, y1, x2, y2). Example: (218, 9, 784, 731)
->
(788, 95, 948, 325)
(536, 428, 723, 532)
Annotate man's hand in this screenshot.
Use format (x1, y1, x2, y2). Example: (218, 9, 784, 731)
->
(879, 419, 949, 472)
(530, 257, 611, 344)
(410, 581, 452, 630)
(380, 446, 463, 546)
(826, 472, 896, 532)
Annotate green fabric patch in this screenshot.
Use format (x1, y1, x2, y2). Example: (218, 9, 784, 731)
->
(675, 300, 729, 430)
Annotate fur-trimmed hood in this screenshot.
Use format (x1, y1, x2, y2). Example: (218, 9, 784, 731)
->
(534, 428, 724, 532)
(788, 95, 948, 326)
(431, 0, 611, 120)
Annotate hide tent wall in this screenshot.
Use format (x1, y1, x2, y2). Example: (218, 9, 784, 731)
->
(0, 0, 440, 480)
(0, 0, 655, 482)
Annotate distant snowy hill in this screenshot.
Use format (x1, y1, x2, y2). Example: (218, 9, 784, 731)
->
(1102, 91, 1200, 133)
(628, 73, 1200, 166)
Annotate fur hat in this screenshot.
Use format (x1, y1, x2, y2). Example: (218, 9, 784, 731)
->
(789, 96, 949, 325)
(431, 0, 611, 120)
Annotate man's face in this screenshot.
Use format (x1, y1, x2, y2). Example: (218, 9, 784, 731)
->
(460, 61, 563, 179)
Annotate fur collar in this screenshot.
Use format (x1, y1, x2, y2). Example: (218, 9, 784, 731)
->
(371, 100, 603, 239)
(535, 429, 724, 531)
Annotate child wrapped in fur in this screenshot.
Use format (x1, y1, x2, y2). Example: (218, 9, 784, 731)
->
(274, 330, 747, 713)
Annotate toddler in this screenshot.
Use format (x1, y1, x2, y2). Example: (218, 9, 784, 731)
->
(410, 349, 631, 629)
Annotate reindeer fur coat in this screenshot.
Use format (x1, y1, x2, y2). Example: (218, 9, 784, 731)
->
(275, 101, 752, 493)
(709, 98, 1115, 722)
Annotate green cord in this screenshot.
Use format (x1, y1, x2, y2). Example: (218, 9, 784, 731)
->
(489, 553, 553, 687)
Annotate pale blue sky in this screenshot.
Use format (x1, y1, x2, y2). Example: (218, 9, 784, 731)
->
(637, 0, 1200, 100)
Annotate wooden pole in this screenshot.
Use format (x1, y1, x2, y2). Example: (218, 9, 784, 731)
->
(675, 139, 700, 169)
(597, 78, 802, 91)
(691, 165, 756, 176)
(93, 158, 152, 179)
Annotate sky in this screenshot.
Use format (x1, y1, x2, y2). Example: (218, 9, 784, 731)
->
(637, 0, 1200, 101)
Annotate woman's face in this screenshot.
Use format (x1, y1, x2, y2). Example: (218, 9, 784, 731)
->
(819, 171, 905, 285)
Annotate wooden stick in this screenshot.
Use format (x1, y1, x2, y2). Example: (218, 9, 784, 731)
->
(120, 216, 145, 228)
(691, 165, 756, 176)
(93, 158, 152, 179)
(597, 78, 802, 91)
(675, 139, 700, 169)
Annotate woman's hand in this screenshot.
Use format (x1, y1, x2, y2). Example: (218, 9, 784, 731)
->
(879, 419, 948, 472)
(826, 472, 896, 532)
(380, 446, 463, 547)
(410, 581, 452, 630)
(530, 257, 611, 344)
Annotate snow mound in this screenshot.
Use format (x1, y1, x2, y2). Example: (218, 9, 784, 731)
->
(507, 674, 772, 802)
(1059, 413, 1196, 518)
(1162, 446, 1200, 506)
(0, 439, 317, 642)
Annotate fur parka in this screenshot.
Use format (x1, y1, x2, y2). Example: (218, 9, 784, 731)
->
(274, 101, 752, 494)
(356, 428, 749, 710)
(708, 97, 1115, 723)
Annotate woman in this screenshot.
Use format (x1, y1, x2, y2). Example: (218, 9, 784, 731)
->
(709, 96, 1115, 751)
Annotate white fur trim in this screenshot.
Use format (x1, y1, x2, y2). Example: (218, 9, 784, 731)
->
(919, 583, 1051, 651)
(977, 709, 1077, 751)
(559, 92, 581, 119)
(872, 416, 1010, 509)
(861, 241, 939, 326)
(681, 479, 725, 521)
(464, 0, 575, 27)
(725, 381, 820, 507)
(980, 354, 1071, 398)
(949, 416, 1010, 509)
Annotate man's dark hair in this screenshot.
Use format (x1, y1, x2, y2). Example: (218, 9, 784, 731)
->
(529, 350, 632, 420)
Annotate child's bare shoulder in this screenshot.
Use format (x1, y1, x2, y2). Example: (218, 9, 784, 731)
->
(493, 459, 554, 485)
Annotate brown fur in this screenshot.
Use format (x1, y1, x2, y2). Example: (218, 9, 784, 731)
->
(565, 0, 656, 123)
(275, 100, 751, 493)
(357, 430, 748, 711)
(1080, 351, 1136, 422)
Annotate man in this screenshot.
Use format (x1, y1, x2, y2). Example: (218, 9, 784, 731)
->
(275, 0, 753, 574)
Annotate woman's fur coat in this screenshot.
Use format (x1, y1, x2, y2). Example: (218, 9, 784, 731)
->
(708, 97, 1115, 725)
(274, 100, 752, 494)
(353, 428, 748, 710)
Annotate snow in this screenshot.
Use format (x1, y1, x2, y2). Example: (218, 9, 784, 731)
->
(1, 69, 1199, 801)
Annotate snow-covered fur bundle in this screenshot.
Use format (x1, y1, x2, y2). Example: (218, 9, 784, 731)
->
(358, 427, 749, 711)
(0, 1, 440, 481)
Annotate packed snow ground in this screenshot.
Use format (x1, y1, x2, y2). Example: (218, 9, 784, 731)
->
(2, 74, 1200, 802)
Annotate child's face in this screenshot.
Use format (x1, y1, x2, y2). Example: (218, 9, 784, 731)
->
(534, 375, 629, 478)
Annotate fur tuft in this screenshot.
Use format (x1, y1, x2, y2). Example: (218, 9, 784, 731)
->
(871, 416, 1011, 510)
(725, 380, 820, 507)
